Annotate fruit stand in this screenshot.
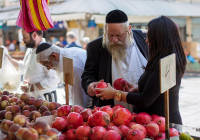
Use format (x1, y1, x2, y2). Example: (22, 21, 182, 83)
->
(0, 90, 200, 140)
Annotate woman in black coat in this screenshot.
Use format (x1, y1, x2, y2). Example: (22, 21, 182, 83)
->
(96, 16, 186, 124)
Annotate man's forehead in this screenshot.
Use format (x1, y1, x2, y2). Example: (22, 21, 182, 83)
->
(106, 24, 126, 34)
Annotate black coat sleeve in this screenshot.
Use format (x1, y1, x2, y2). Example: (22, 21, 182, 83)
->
(81, 40, 100, 95)
(126, 67, 160, 110)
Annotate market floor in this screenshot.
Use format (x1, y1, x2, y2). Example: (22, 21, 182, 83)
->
(57, 72, 200, 128)
(179, 72, 200, 128)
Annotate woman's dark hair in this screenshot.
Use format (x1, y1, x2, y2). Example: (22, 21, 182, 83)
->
(146, 16, 186, 75)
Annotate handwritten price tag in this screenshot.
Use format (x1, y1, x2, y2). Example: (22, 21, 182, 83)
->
(160, 53, 176, 93)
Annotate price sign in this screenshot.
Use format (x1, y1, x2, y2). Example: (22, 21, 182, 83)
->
(160, 53, 176, 93)
(160, 53, 176, 140)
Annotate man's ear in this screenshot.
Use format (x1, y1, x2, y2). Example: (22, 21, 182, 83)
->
(128, 25, 132, 34)
(50, 52, 59, 61)
(31, 32, 37, 40)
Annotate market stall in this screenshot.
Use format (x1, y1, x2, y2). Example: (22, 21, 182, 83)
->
(0, 90, 199, 140)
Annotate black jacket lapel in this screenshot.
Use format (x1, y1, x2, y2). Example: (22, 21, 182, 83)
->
(133, 30, 149, 60)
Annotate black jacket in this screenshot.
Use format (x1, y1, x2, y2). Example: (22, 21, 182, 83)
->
(81, 30, 149, 107)
(126, 56, 183, 124)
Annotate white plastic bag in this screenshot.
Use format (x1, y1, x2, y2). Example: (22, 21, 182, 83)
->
(0, 46, 21, 92)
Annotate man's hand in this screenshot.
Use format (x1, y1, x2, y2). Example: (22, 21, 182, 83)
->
(87, 80, 104, 97)
(87, 82, 98, 97)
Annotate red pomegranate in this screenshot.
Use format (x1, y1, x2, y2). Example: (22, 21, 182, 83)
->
(90, 126, 107, 140)
(126, 129, 146, 140)
(63, 129, 76, 140)
(107, 125, 122, 136)
(153, 116, 165, 132)
(128, 122, 137, 128)
(112, 104, 124, 112)
(119, 125, 130, 137)
(67, 112, 83, 129)
(169, 128, 179, 137)
(100, 106, 114, 119)
(135, 112, 152, 125)
(103, 130, 121, 140)
(71, 105, 84, 113)
(92, 106, 100, 114)
(88, 111, 110, 127)
(113, 78, 127, 90)
(129, 123, 147, 137)
(146, 122, 160, 137)
(96, 82, 108, 94)
(81, 108, 92, 122)
(113, 108, 132, 126)
(52, 117, 68, 131)
(75, 126, 91, 140)
(57, 105, 71, 117)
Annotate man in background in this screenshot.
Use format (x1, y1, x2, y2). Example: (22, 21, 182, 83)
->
(81, 37, 90, 50)
(36, 43, 91, 107)
(65, 31, 82, 48)
(7, 30, 59, 102)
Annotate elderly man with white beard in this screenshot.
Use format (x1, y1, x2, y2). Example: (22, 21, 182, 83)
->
(81, 9, 149, 109)
(36, 43, 91, 108)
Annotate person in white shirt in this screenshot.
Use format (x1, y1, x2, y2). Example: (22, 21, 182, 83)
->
(36, 44, 90, 108)
(7, 30, 59, 102)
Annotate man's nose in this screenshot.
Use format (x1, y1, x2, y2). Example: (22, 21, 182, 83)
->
(111, 36, 119, 44)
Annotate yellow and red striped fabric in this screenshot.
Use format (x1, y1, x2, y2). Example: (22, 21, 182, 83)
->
(16, 0, 53, 32)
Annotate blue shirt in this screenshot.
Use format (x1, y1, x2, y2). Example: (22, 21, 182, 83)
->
(65, 42, 82, 48)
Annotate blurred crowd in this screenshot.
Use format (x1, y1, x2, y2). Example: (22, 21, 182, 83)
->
(1, 31, 90, 53)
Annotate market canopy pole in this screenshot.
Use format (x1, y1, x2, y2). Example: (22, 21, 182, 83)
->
(0, 48, 3, 69)
(63, 57, 73, 105)
(160, 53, 176, 140)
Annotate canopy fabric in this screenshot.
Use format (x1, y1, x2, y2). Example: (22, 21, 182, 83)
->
(1, 0, 200, 23)
(51, 0, 200, 17)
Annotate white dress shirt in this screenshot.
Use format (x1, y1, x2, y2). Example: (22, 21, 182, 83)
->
(58, 47, 90, 107)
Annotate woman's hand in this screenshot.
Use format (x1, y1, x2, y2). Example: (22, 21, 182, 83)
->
(95, 83, 116, 100)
